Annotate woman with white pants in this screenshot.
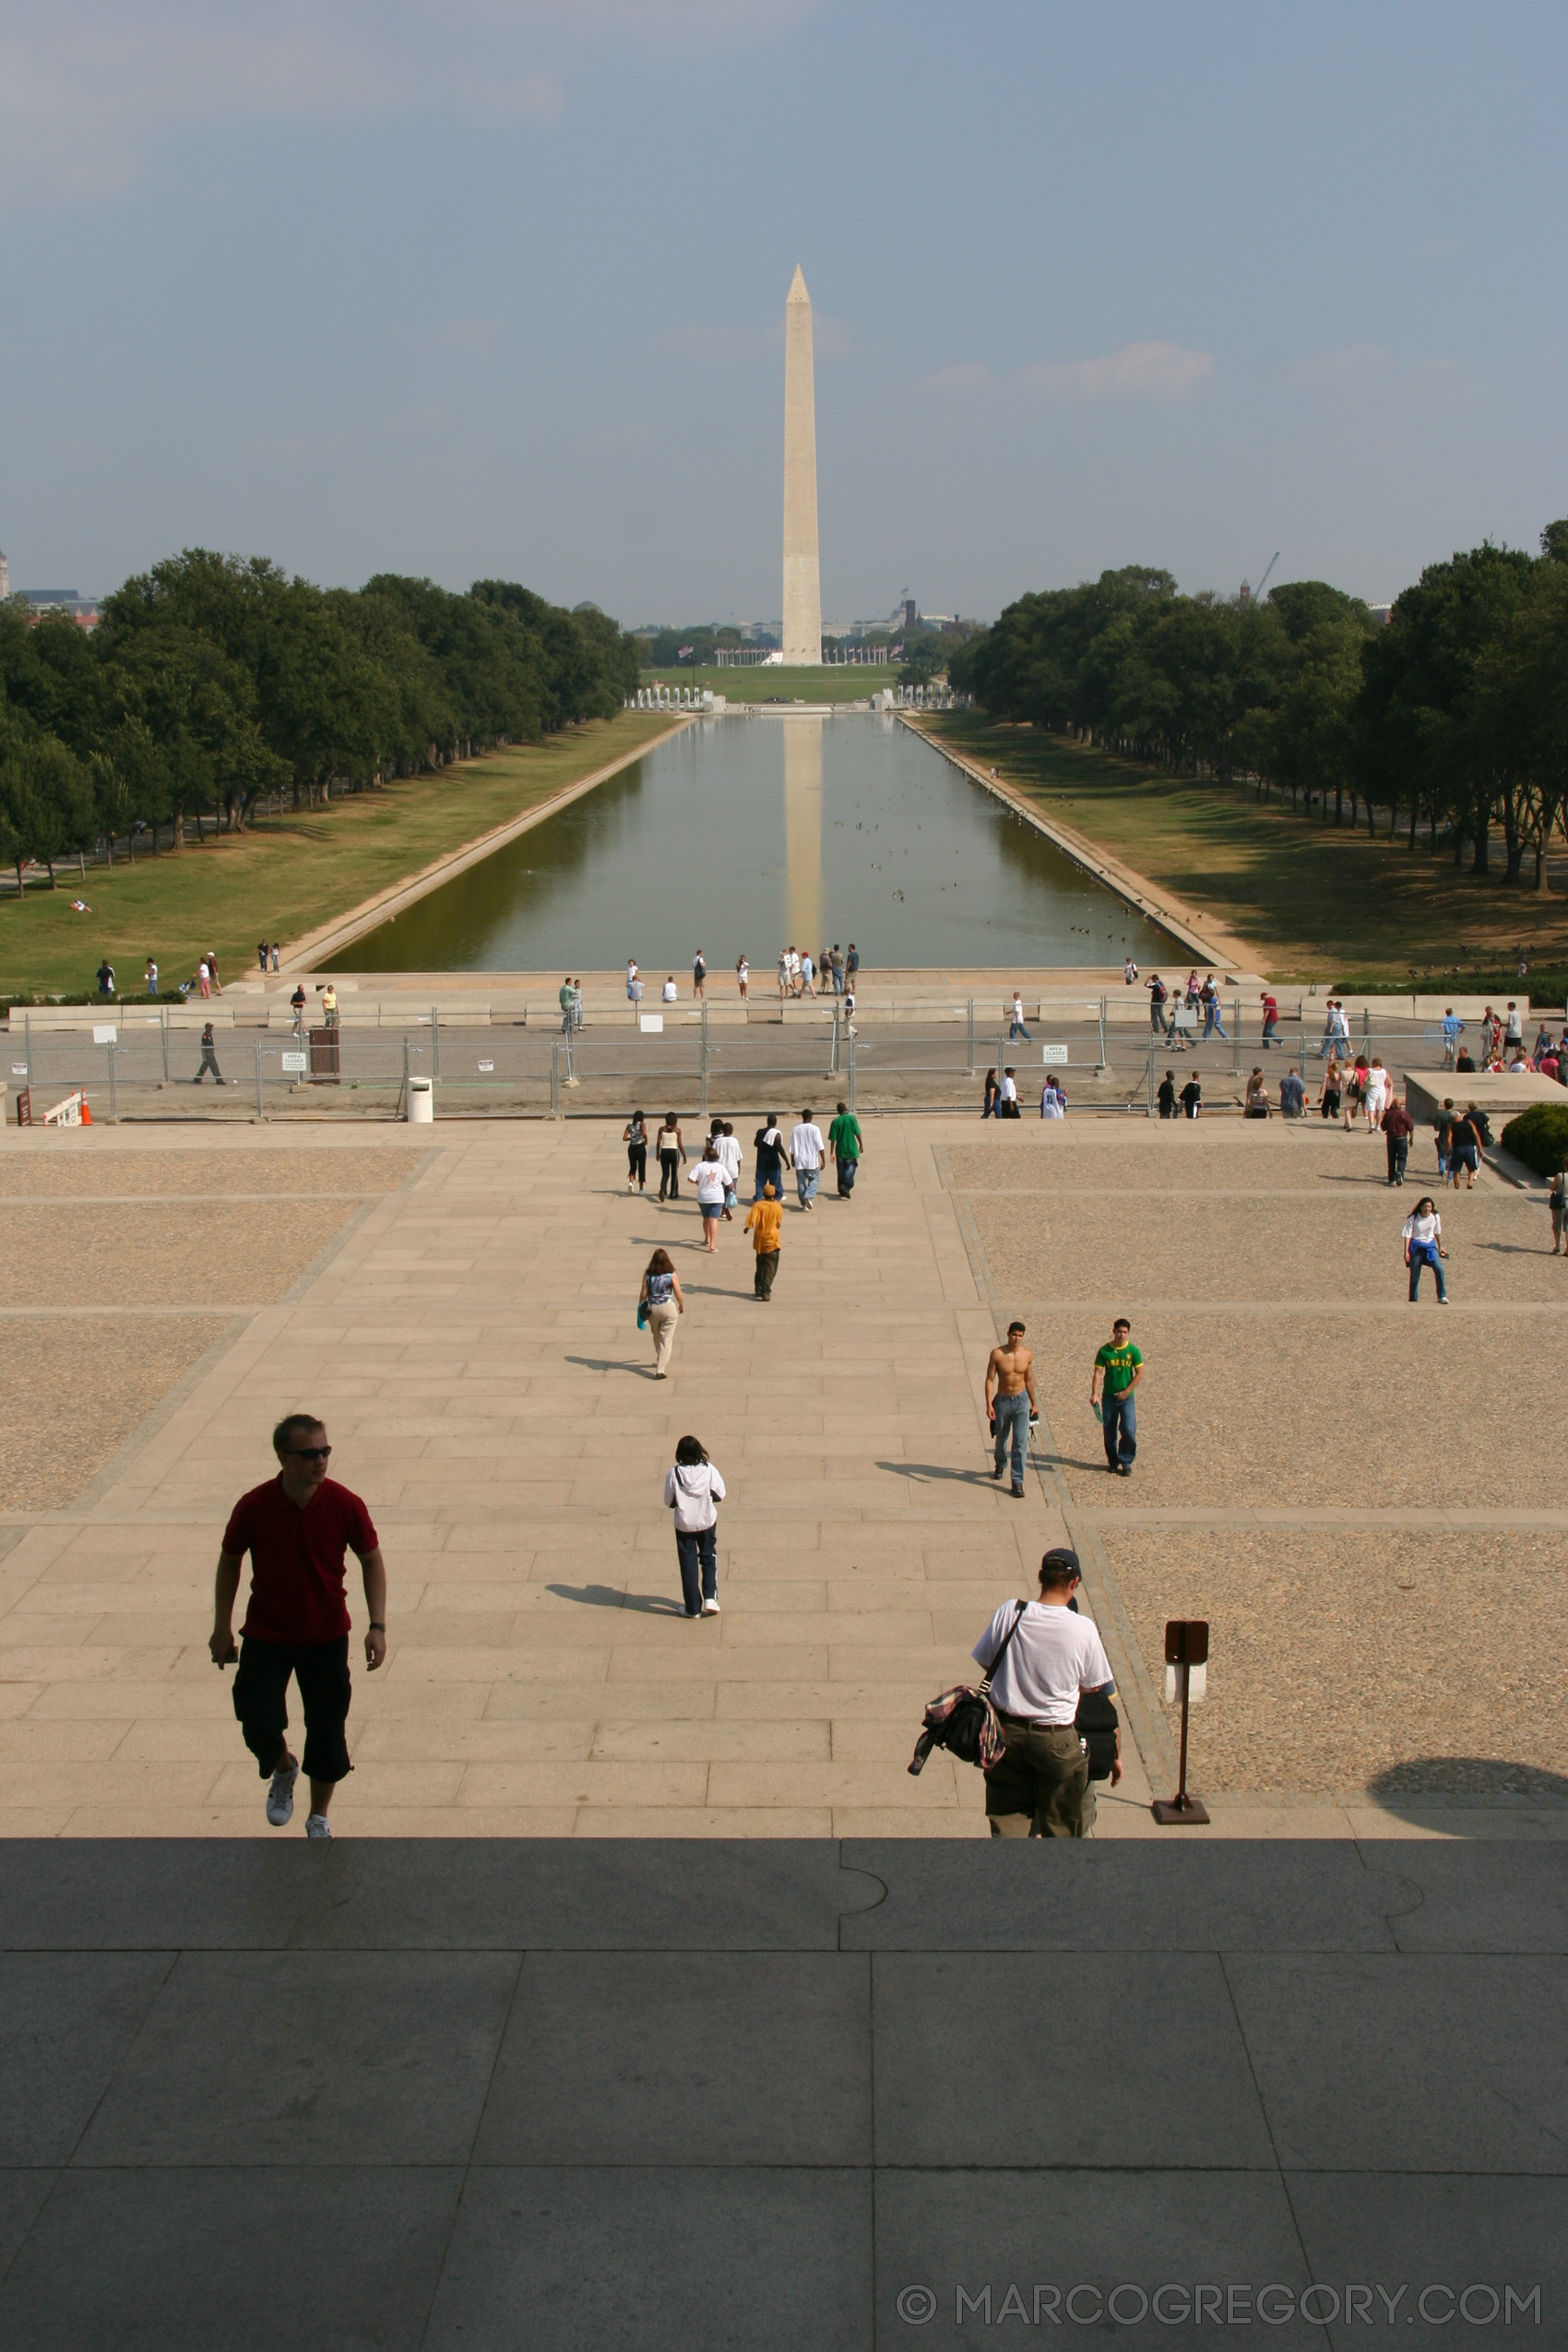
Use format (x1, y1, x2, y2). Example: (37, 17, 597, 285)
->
(639, 1249, 684, 1375)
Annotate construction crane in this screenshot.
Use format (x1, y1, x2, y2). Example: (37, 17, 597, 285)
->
(1253, 551, 1280, 601)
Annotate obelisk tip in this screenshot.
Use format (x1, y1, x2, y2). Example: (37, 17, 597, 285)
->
(787, 265, 809, 303)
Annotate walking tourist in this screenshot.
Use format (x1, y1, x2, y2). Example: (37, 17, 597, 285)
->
(1441, 1008, 1463, 1068)
(1260, 991, 1278, 1049)
(693, 949, 707, 1000)
(1200, 977, 1229, 1041)
(776, 951, 789, 1002)
(800, 950, 815, 996)
(736, 955, 749, 1002)
(1548, 1169, 1565, 1255)
(558, 977, 575, 1034)
(743, 1182, 783, 1300)
(257, 941, 269, 973)
(1403, 1198, 1449, 1302)
(207, 951, 223, 993)
(790, 1109, 825, 1208)
(1008, 992, 1031, 1041)
(1505, 1001, 1523, 1051)
(665, 1434, 725, 1617)
(626, 958, 640, 1000)
(984, 1321, 1037, 1499)
(655, 1112, 684, 1200)
(1147, 973, 1171, 1034)
(639, 1248, 683, 1374)
(971, 1549, 1121, 1837)
(193, 1021, 226, 1084)
(845, 944, 860, 992)
(572, 979, 584, 1031)
(1090, 1317, 1143, 1476)
(1343, 1053, 1370, 1130)
(291, 981, 307, 1030)
(1433, 1098, 1456, 1179)
(145, 957, 158, 996)
(1319, 1056, 1343, 1122)
(1280, 1067, 1306, 1118)
(687, 1144, 727, 1249)
(624, 1110, 648, 1193)
(270, 943, 280, 972)
(1243, 1067, 1270, 1117)
(753, 1114, 788, 1200)
(1364, 1057, 1390, 1131)
(981, 1067, 999, 1119)
(998, 1067, 1019, 1116)
(1157, 1069, 1178, 1119)
(1382, 1093, 1414, 1185)
(321, 983, 339, 1028)
(1040, 1077, 1065, 1118)
(1448, 1105, 1483, 1189)
(197, 958, 210, 999)
(1123, 956, 1138, 986)
(828, 1099, 861, 1195)
(1179, 1074, 1202, 1119)
(715, 1122, 742, 1218)
(209, 1413, 386, 1841)
(830, 945, 845, 992)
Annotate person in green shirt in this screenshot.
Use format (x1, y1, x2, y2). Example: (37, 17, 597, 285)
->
(1090, 1317, 1143, 1476)
(827, 1099, 863, 1198)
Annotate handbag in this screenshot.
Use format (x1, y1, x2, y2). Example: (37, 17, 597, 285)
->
(908, 1600, 1026, 1775)
(636, 1300, 648, 1330)
(1074, 1688, 1119, 1780)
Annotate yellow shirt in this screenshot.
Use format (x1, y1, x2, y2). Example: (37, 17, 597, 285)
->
(743, 1197, 782, 1253)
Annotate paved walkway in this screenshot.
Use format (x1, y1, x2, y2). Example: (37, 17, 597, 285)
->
(1, 1114, 1564, 1837)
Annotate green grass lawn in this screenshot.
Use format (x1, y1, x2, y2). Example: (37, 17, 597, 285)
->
(0, 710, 680, 999)
(645, 664, 895, 704)
(928, 714, 1568, 995)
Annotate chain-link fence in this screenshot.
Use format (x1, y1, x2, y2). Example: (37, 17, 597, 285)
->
(6, 996, 1545, 1125)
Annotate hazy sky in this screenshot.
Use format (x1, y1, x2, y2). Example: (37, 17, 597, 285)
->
(2, 1, 1562, 624)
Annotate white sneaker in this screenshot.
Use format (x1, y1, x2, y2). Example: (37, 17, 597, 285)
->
(305, 1812, 332, 1839)
(700, 1597, 721, 1616)
(266, 1760, 298, 1827)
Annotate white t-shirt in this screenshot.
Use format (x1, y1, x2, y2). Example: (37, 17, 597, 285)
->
(790, 1122, 825, 1170)
(973, 1600, 1113, 1726)
(1040, 1087, 1064, 1119)
(665, 1461, 726, 1531)
(687, 1160, 727, 1206)
(662, 980, 678, 1002)
(999, 1074, 1017, 1103)
(714, 1134, 742, 1183)
(1403, 1210, 1442, 1247)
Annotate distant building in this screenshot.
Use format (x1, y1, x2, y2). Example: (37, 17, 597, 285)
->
(1366, 602, 1394, 625)
(17, 589, 101, 629)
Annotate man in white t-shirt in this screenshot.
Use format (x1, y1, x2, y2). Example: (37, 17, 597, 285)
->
(790, 1109, 825, 1209)
(661, 976, 678, 1004)
(972, 1548, 1122, 1837)
(997, 1068, 1018, 1117)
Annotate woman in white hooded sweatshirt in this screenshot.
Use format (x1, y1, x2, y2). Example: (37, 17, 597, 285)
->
(665, 1434, 726, 1617)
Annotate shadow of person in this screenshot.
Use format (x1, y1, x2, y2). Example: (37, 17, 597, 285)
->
(546, 1582, 686, 1616)
(564, 1354, 648, 1375)
(1364, 1758, 1568, 1826)
(876, 1460, 998, 1487)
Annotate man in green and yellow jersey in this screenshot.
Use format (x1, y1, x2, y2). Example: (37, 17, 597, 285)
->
(1090, 1317, 1143, 1477)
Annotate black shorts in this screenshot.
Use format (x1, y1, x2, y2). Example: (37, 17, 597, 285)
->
(232, 1633, 352, 1785)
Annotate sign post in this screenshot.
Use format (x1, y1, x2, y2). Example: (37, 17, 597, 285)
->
(1151, 1618, 1210, 1825)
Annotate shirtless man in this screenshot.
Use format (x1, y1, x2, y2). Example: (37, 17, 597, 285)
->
(984, 1321, 1038, 1499)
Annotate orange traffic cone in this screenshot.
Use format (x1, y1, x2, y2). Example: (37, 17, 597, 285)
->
(78, 1096, 92, 1125)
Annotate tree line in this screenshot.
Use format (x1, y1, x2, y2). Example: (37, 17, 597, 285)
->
(0, 552, 642, 886)
(949, 522, 1568, 887)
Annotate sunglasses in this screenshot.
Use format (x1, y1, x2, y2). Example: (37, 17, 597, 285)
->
(287, 1445, 332, 1462)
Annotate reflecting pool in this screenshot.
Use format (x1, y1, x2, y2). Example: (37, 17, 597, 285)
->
(333, 714, 1179, 972)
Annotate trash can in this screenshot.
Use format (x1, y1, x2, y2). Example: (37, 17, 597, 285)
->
(406, 1075, 434, 1124)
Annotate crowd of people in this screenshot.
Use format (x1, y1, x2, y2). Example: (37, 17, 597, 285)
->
(624, 944, 861, 1011)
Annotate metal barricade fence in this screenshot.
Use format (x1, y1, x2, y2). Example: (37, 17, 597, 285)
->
(6, 998, 1515, 1123)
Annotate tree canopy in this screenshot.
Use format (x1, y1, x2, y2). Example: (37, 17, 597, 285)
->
(0, 552, 641, 884)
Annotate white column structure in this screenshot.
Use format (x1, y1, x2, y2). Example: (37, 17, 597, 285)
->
(781, 266, 822, 667)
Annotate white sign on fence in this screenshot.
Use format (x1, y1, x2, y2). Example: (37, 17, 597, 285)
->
(1040, 1043, 1069, 1065)
(92, 1025, 117, 1045)
(639, 1014, 664, 1033)
(478, 1060, 493, 1073)
(11, 1063, 26, 1075)
(280, 1051, 307, 1073)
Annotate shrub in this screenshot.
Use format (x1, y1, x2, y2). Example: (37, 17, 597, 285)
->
(1501, 1101, 1568, 1176)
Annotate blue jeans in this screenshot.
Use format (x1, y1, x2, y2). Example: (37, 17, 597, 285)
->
(1009, 1017, 1030, 1040)
(992, 1391, 1029, 1486)
(675, 1526, 717, 1613)
(796, 1167, 819, 1205)
(1203, 1007, 1228, 1040)
(1408, 1242, 1446, 1301)
(1101, 1387, 1136, 1469)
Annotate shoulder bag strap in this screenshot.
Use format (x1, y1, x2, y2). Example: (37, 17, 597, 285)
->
(979, 1600, 1027, 1696)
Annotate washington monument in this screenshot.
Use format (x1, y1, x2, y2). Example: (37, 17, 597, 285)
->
(781, 266, 821, 666)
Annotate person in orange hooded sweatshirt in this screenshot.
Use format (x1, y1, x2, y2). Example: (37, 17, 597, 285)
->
(742, 1182, 783, 1301)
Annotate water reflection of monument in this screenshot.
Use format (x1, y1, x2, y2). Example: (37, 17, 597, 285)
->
(782, 718, 823, 954)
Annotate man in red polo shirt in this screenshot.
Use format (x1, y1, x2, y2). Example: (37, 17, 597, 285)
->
(210, 1413, 387, 1838)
